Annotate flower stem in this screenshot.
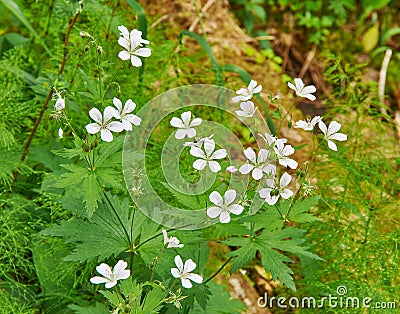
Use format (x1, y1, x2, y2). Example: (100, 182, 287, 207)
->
(204, 257, 233, 284)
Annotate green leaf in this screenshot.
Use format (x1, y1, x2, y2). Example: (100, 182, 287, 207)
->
(0, 0, 51, 55)
(68, 303, 109, 314)
(283, 196, 320, 223)
(224, 237, 258, 272)
(83, 173, 102, 217)
(41, 194, 132, 262)
(180, 30, 223, 86)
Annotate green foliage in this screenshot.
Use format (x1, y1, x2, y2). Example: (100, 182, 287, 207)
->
(224, 227, 322, 291)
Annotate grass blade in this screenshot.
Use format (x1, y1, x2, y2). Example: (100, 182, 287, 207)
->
(0, 0, 51, 56)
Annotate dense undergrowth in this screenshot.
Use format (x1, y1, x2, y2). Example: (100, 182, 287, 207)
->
(0, 0, 399, 313)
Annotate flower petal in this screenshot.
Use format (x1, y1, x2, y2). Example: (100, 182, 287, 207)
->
(118, 50, 130, 61)
(90, 276, 109, 284)
(228, 204, 244, 215)
(280, 172, 292, 188)
(86, 123, 101, 134)
(181, 278, 193, 289)
(328, 121, 342, 135)
(280, 188, 293, 199)
(302, 85, 316, 94)
(239, 163, 254, 174)
(186, 273, 203, 284)
(193, 159, 207, 170)
(105, 280, 118, 289)
(259, 188, 271, 199)
(118, 37, 130, 51)
(190, 118, 202, 127)
(112, 97, 123, 112)
(224, 189, 236, 206)
(209, 191, 223, 206)
(207, 206, 221, 218)
(294, 78, 304, 91)
(107, 121, 124, 132)
(101, 129, 113, 142)
(252, 168, 263, 180)
(304, 93, 316, 101)
(181, 111, 192, 125)
(327, 140, 338, 151)
(124, 114, 141, 126)
(257, 149, 270, 163)
(243, 147, 256, 163)
(96, 263, 112, 279)
(318, 120, 327, 134)
(171, 268, 181, 278)
(208, 160, 221, 173)
(130, 55, 142, 67)
(174, 255, 184, 272)
(135, 47, 152, 57)
(123, 99, 136, 114)
(175, 129, 189, 140)
(185, 127, 196, 138)
(170, 117, 184, 128)
(190, 147, 205, 159)
(104, 106, 118, 123)
(211, 149, 226, 160)
(183, 259, 197, 273)
(330, 133, 347, 141)
(162, 229, 168, 244)
(219, 211, 231, 223)
(203, 140, 216, 157)
(89, 107, 102, 124)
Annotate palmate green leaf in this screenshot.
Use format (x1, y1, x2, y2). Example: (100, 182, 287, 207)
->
(283, 196, 321, 223)
(83, 172, 102, 217)
(224, 228, 321, 291)
(40, 193, 132, 262)
(68, 303, 109, 314)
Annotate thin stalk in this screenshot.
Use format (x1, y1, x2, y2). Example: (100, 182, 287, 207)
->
(204, 257, 233, 284)
(103, 192, 131, 244)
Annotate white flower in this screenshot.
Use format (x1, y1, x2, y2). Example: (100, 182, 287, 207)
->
(90, 260, 130, 289)
(184, 134, 214, 148)
(259, 173, 293, 205)
(54, 95, 65, 111)
(58, 128, 63, 139)
(239, 147, 276, 180)
(207, 190, 244, 223)
(189, 140, 226, 173)
(171, 255, 203, 289)
(294, 116, 322, 131)
(162, 230, 184, 248)
(273, 141, 298, 169)
(117, 26, 151, 67)
(226, 165, 238, 173)
(260, 133, 287, 148)
(235, 101, 257, 117)
(232, 80, 262, 102)
(112, 97, 141, 131)
(318, 120, 347, 151)
(170, 111, 202, 140)
(85, 107, 124, 142)
(288, 78, 316, 101)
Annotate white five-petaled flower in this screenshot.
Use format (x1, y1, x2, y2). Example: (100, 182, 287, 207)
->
(162, 229, 184, 248)
(260, 133, 287, 149)
(170, 111, 202, 140)
(273, 141, 298, 169)
(207, 189, 244, 223)
(189, 140, 226, 173)
(112, 97, 141, 131)
(259, 172, 293, 205)
(239, 147, 276, 180)
(90, 260, 130, 289)
(288, 78, 317, 101)
(85, 107, 124, 142)
(294, 116, 322, 131)
(171, 255, 203, 289)
(232, 80, 262, 103)
(117, 26, 151, 67)
(235, 101, 257, 118)
(318, 120, 347, 151)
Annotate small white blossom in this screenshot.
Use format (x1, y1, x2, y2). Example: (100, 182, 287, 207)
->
(318, 120, 347, 151)
(171, 255, 203, 289)
(189, 140, 226, 173)
(288, 78, 316, 101)
(273, 141, 298, 169)
(259, 172, 293, 205)
(90, 260, 130, 288)
(53, 92, 65, 111)
(232, 80, 262, 102)
(294, 116, 322, 131)
(58, 128, 63, 139)
(117, 26, 151, 67)
(226, 165, 238, 173)
(235, 101, 257, 117)
(184, 135, 214, 148)
(170, 111, 202, 140)
(260, 133, 287, 148)
(207, 189, 244, 223)
(112, 97, 141, 131)
(162, 230, 184, 248)
(239, 147, 276, 180)
(85, 107, 124, 142)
